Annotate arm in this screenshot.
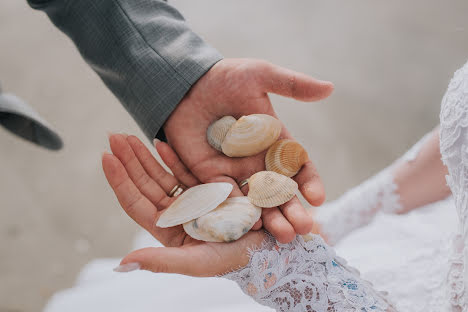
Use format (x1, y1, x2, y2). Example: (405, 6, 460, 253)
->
(104, 134, 393, 312)
(317, 127, 451, 245)
(29, 0, 335, 243)
(28, 0, 222, 141)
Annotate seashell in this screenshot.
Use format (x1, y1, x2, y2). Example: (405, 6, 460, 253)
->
(156, 183, 233, 228)
(183, 197, 261, 242)
(221, 114, 282, 157)
(265, 139, 309, 177)
(247, 171, 298, 208)
(206, 116, 236, 151)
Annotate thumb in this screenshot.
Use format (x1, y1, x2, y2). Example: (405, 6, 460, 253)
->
(114, 246, 206, 276)
(258, 62, 334, 101)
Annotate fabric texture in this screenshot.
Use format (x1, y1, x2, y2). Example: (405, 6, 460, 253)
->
(222, 234, 390, 312)
(0, 84, 63, 150)
(28, 0, 223, 141)
(316, 131, 434, 245)
(440, 60, 468, 312)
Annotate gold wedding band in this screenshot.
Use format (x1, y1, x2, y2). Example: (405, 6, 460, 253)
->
(169, 184, 185, 197)
(239, 179, 249, 189)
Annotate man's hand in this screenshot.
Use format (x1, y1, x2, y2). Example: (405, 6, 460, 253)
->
(164, 58, 334, 243)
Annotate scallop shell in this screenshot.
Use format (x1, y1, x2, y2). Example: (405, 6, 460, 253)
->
(183, 197, 261, 242)
(265, 139, 309, 177)
(156, 183, 233, 228)
(247, 171, 298, 208)
(206, 116, 236, 151)
(221, 114, 282, 157)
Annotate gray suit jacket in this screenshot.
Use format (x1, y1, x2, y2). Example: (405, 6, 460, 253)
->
(28, 0, 223, 141)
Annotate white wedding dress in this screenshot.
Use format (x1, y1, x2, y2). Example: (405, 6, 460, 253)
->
(44, 61, 468, 312)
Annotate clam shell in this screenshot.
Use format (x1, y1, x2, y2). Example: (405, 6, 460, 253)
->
(206, 116, 236, 151)
(156, 183, 233, 228)
(247, 171, 298, 208)
(183, 197, 261, 242)
(265, 139, 309, 177)
(221, 114, 282, 157)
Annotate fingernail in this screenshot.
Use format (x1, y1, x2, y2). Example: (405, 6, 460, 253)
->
(119, 132, 128, 138)
(153, 138, 160, 146)
(113, 262, 140, 273)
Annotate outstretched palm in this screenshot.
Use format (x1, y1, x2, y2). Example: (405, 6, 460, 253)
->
(103, 134, 265, 276)
(163, 58, 334, 242)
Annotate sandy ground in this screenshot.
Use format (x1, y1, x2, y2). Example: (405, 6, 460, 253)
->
(0, 1, 467, 311)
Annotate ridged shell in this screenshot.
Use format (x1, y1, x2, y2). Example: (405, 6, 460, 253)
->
(156, 183, 233, 228)
(183, 197, 261, 242)
(221, 114, 282, 157)
(265, 139, 309, 177)
(247, 171, 298, 208)
(206, 116, 236, 151)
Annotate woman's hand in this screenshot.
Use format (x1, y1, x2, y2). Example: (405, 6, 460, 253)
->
(163, 58, 333, 243)
(102, 134, 265, 276)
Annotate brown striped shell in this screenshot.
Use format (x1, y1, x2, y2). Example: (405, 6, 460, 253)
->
(206, 116, 237, 151)
(247, 171, 298, 208)
(265, 139, 309, 177)
(183, 197, 261, 242)
(221, 114, 282, 157)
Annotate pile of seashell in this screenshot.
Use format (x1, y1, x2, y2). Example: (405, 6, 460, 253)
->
(156, 114, 309, 242)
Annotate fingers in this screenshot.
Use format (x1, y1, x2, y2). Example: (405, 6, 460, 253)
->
(118, 231, 267, 277)
(118, 247, 201, 276)
(125, 135, 180, 193)
(261, 207, 296, 244)
(279, 196, 314, 235)
(109, 134, 170, 209)
(258, 62, 334, 101)
(102, 152, 162, 232)
(155, 140, 200, 187)
(294, 161, 325, 206)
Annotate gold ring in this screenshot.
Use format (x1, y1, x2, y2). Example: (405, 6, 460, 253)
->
(239, 179, 249, 189)
(169, 184, 185, 197)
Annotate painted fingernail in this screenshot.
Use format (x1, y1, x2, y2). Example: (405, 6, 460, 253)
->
(153, 138, 161, 146)
(113, 262, 140, 273)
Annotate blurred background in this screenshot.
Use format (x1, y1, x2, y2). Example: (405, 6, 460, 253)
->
(1, 0, 467, 311)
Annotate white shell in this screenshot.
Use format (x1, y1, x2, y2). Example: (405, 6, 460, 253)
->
(206, 116, 236, 151)
(247, 171, 298, 208)
(221, 114, 282, 157)
(265, 139, 308, 177)
(183, 197, 261, 242)
(156, 183, 233, 228)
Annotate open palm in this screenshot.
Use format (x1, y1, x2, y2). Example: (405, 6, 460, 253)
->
(163, 58, 334, 242)
(103, 134, 265, 276)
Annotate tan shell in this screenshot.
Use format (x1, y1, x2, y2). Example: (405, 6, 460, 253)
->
(206, 116, 236, 151)
(221, 114, 282, 157)
(247, 171, 298, 208)
(265, 139, 309, 177)
(156, 183, 233, 228)
(183, 197, 261, 242)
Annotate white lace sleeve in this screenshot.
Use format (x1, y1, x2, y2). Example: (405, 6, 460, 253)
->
(439, 60, 468, 311)
(316, 133, 433, 245)
(222, 234, 391, 312)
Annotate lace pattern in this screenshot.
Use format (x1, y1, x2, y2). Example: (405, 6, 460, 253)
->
(440, 60, 468, 312)
(316, 129, 435, 246)
(316, 169, 401, 245)
(223, 234, 389, 312)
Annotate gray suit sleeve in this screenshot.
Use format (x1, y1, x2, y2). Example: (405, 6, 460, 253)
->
(28, 0, 223, 141)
